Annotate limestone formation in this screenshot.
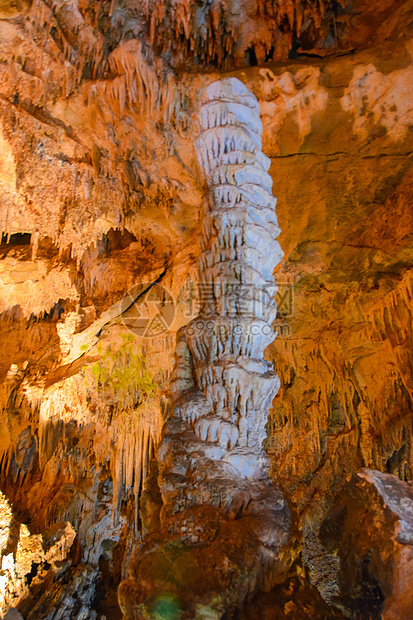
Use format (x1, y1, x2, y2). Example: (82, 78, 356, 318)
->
(118, 77, 291, 619)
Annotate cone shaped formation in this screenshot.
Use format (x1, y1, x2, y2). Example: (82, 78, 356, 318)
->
(118, 78, 290, 619)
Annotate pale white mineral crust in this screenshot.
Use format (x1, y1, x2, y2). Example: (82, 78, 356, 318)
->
(167, 77, 283, 481)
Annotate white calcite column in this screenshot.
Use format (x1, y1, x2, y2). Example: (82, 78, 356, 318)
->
(119, 78, 290, 619)
(173, 77, 284, 479)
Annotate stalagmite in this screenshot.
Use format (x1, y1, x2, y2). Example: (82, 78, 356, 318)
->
(118, 77, 291, 619)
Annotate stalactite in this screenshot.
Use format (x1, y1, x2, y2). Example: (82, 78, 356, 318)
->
(37, 375, 162, 529)
(102, 39, 178, 121)
(143, 0, 345, 66)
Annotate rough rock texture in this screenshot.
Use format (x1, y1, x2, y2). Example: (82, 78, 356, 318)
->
(321, 468, 413, 619)
(118, 77, 291, 618)
(0, 490, 80, 616)
(0, 0, 412, 617)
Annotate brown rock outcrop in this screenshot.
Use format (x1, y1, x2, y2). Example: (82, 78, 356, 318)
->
(321, 468, 413, 619)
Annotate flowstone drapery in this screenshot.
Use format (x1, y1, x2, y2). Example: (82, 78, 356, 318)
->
(118, 78, 291, 619)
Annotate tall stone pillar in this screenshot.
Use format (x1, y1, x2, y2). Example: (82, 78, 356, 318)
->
(119, 77, 291, 620)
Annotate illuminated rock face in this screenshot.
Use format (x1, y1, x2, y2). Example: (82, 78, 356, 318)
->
(118, 78, 291, 618)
